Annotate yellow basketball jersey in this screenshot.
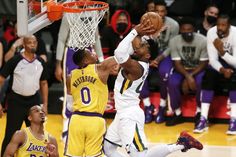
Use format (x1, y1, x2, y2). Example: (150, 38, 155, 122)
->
(71, 64, 108, 115)
(16, 127, 49, 157)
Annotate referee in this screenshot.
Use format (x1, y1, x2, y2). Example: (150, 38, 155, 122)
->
(0, 35, 48, 156)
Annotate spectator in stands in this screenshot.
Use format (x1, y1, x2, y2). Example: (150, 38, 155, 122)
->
(100, 9, 132, 91)
(166, 17, 208, 126)
(194, 15, 236, 135)
(0, 35, 48, 156)
(195, 4, 219, 36)
(142, 0, 179, 123)
(145, 0, 155, 12)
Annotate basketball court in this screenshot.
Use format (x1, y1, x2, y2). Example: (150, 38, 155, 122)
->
(1, 115, 236, 156)
(4, 0, 235, 156)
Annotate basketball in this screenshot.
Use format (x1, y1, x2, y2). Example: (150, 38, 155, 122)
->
(141, 12, 163, 34)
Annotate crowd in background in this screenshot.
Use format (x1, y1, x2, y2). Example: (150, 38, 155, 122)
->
(0, 0, 236, 154)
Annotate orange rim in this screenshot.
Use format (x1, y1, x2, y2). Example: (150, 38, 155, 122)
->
(62, 1, 109, 13)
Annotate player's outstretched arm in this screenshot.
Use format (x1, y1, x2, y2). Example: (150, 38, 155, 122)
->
(3, 131, 25, 157)
(114, 21, 155, 80)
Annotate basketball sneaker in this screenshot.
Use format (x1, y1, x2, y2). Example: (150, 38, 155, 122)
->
(193, 116, 208, 133)
(177, 131, 203, 152)
(165, 114, 183, 126)
(226, 118, 236, 135)
(155, 106, 166, 123)
(144, 104, 155, 123)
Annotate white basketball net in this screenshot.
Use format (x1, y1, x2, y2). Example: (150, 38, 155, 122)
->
(64, 2, 108, 51)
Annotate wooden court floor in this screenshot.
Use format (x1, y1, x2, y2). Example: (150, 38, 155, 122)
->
(1, 114, 236, 157)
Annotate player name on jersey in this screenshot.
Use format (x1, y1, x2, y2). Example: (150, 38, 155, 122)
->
(72, 76, 97, 88)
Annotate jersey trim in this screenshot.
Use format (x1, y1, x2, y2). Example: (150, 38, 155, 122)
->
(133, 124, 147, 152)
(73, 111, 103, 118)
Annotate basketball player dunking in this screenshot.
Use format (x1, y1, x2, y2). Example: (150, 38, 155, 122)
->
(103, 17, 203, 157)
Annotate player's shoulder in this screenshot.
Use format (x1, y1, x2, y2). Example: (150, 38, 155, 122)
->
(11, 129, 27, 144)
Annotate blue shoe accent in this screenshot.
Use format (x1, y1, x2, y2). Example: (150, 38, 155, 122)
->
(193, 116, 208, 133)
(144, 104, 155, 123)
(155, 106, 166, 123)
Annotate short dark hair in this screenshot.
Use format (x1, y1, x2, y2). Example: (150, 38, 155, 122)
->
(145, 0, 155, 11)
(217, 14, 231, 24)
(146, 39, 159, 60)
(73, 49, 86, 66)
(205, 3, 219, 11)
(179, 17, 196, 27)
(154, 0, 167, 7)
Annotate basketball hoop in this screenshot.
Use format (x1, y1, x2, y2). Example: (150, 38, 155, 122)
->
(47, 1, 109, 51)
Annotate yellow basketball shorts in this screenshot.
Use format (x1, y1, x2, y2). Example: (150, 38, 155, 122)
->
(65, 114, 106, 157)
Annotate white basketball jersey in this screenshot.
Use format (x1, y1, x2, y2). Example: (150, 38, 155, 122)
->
(114, 61, 149, 110)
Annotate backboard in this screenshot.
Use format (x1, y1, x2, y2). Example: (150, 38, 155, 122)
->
(17, 0, 67, 37)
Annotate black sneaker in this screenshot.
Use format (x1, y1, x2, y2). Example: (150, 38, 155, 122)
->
(166, 114, 184, 126)
(194, 112, 201, 127)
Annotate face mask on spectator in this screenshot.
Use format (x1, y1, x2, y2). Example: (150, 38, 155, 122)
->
(30, 48, 37, 53)
(116, 23, 128, 33)
(206, 15, 217, 25)
(181, 32, 194, 42)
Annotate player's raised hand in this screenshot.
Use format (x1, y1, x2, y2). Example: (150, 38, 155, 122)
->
(134, 20, 156, 36)
(46, 143, 57, 157)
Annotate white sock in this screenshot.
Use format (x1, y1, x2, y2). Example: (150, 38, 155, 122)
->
(143, 97, 151, 107)
(160, 99, 166, 107)
(167, 144, 184, 152)
(230, 103, 236, 119)
(175, 108, 181, 116)
(146, 144, 184, 157)
(201, 103, 210, 119)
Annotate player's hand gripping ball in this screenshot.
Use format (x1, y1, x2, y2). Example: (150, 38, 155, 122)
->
(141, 12, 163, 35)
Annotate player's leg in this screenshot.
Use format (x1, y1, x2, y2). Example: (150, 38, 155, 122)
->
(194, 71, 205, 126)
(103, 140, 126, 157)
(227, 71, 236, 135)
(62, 47, 78, 142)
(85, 116, 106, 156)
(104, 114, 126, 157)
(119, 107, 148, 157)
(64, 114, 84, 156)
(194, 68, 218, 133)
(141, 68, 154, 124)
(166, 71, 184, 126)
(155, 56, 173, 123)
(146, 131, 203, 157)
